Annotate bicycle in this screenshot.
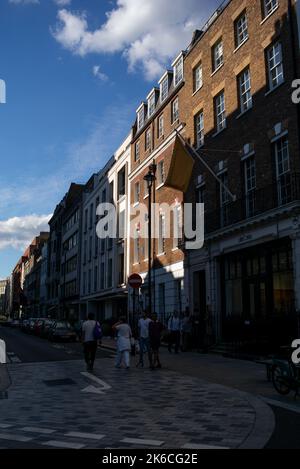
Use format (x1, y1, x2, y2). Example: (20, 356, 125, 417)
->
(272, 356, 300, 398)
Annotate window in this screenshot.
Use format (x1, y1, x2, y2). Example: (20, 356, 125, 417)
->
(173, 204, 183, 249)
(89, 236, 92, 262)
(84, 209, 88, 233)
(88, 269, 91, 294)
(118, 166, 126, 198)
(157, 161, 165, 186)
(89, 203, 94, 229)
(137, 107, 145, 131)
(193, 63, 203, 93)
(238, 68, 252, 113)
(244, 157, 256, 217)
(135, 141, 140, 162)
(118, 210, 125, 240)
(172, 97, 179, 124)
(158, 115, 164, 138)
(235, 11, 248, 48)
(158, 284, 166, 322)
(266, 42, 284, 91)
(195, 111, 204, 148)
(95, 234, 99, 258)
(109, 181, 114, 203)
(83, 272, 86, 295)
(100, 261, 105, 290)
(214, 91, 226, 133)
(158, 213, 166, 254)
(134, 182, 140, 204)
(107, 259, 113, 288)
(148, 93, 156, 118)
(220, 172, 230, 227)
(134, 231, 140, 264)
(212, 39, 224, 72)
(160, 76, 169, 103)
(145, 128, 151, 152)
(94, 266, 98, 292)
(262, 0, 278, 19)
(274, 136, 291, 205)
(118, 253, 125, 285)
(174, 57, 184, 87)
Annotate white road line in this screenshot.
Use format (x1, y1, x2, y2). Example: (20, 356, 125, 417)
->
(64, 432, 105, 441)
(261, 397, 300, 414)
(10, 356, 21, 363)
(0, 433, 33, 443)
(0, 424, 12, 429)
(21, 427, 56, 435)
(43, 440, 85, 450)
(121, 438, 164, 447)
(182, 443, 229, 449)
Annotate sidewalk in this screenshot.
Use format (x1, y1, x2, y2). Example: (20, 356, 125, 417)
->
(0, 364, 11, 396)
(100, 338, 300, 406)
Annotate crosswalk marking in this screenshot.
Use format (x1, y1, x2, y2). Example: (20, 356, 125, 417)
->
(181, 443, 229, 449)
(65, 431, 105, 440)
(121, 438, 164, 447)
(0, 424, 12, 429)
(21, 427, 56, 435)
(43, 440, 85, 449)
(0, 433, 33, 443)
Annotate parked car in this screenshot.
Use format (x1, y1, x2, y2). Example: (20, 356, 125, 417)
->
(40, 319, 55, 338)
(33, 319, 46, 336)
(48, 321, 77, 342)
(20, 319, 29, 331)
(10, 320, 20, 328)
(27, 319, 38, 334)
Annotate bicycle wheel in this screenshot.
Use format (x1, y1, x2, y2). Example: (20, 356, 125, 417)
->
(272, 366, 291, 396)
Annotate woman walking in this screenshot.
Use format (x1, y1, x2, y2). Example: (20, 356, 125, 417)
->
(113, 316, 132, 369)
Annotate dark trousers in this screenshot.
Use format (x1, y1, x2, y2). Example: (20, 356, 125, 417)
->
(84, 341, 97, 368)
(168, 331, 181, 353)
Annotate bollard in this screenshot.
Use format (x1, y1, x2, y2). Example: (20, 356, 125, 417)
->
(0, 339, 6, 364)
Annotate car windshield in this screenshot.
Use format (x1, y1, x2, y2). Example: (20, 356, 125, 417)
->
(56, 322, 71, 329)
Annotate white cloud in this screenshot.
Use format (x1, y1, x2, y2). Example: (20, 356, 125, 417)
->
(0, 214, 51, 251)
(52, 0, 220, 80)
(9, 0, 40, 4)
(53, 0, 72, 6)
(93, 65, 108, 82)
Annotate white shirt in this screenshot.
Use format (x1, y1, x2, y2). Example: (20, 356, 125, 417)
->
(138, 318, 152, 339)
(82, 320, 97, 343)
(116, 323, 132, 352)
(168, 316, 181, 332)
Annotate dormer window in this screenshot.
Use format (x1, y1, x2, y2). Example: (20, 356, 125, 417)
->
(147, 92, 156, 118)
(173, 54, 184, 87)
(159, 74, 169, 103)
(137, 105, 145, 131)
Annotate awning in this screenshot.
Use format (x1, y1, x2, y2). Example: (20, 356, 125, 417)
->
(164, 135, 195, 193)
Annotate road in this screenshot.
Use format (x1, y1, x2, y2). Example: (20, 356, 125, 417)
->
(0, 325, 298, 449)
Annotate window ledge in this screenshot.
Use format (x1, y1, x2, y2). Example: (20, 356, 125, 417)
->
(192, 85, 203, 97)
(157, 252, 166, 258)
(212, 126, 227, 138)
(133, 202, 139, 208)
(236, 106, 253, 119)
(172, 247, 179, 252)
(211, 63, 224, 77)
(260, 6, 279, 26)
(265, 80, 285, 97)
(171, 119, 180, 127)
(233, 37, 249, 54)
(156, 183, 165, 191)
(143, 194, 149, 200)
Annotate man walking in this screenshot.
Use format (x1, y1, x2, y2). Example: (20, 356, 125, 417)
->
(113, 316, 132, 369)
(149, 313, 164, 369)
(167, 311, 181, 354)
(82, 313, 101, 371)
(137, 311, 153, 368)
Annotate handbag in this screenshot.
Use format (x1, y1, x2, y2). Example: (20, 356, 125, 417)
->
(93, 321, 103, 340)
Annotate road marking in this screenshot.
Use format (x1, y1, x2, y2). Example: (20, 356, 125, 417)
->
(0, 424, 12, 429)
(10, 356, 21, 363)
(65, 431, 105, 441)
(0, 433, 33, 443)
(21, 427, 56, 435)
(80, 372, 112, 395)
(121, 438, 164, 447)
(43, 440, 85, 449)
(182, 443, 229, 449)
(261, 397, 300, 414)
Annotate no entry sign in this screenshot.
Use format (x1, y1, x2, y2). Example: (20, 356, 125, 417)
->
(128, 273, 143, 289)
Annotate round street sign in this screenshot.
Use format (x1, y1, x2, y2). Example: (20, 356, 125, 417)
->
(128, 273, 143, 289)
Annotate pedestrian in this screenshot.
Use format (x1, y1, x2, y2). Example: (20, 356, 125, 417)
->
(149, 313, 164, 369)
(137, 311, 153, 368)
(181, 309, 193, 352)
(112, 316, 132, 369)
(81, 313, 102, 372)
(167, 311, 181, 354)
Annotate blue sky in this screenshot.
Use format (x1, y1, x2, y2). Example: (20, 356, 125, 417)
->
(0, 0, 219, 278)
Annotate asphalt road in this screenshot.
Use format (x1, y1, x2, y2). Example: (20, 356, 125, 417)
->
(0, 325, 112, 363)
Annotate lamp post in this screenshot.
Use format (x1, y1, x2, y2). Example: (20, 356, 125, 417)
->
(143, 167, 156, 316)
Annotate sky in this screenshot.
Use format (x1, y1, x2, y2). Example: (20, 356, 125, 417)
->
(0, 0, 220, 279)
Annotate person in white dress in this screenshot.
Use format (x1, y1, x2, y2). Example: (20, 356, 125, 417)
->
(112, 317, 132, 369)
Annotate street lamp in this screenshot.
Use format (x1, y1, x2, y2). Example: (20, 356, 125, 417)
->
(143, 167, 156, 316)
